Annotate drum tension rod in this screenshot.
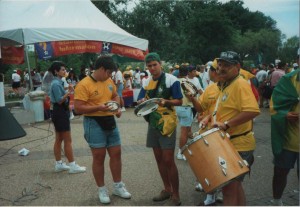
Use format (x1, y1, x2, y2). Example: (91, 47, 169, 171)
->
(205, 178, 210, 186)
(204, 139, 209, 146)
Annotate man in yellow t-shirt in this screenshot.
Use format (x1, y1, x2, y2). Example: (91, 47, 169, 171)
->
(74, 56, 131, 204)
(189, 51, 260, 206)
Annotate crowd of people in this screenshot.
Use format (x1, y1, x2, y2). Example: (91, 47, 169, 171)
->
(8, 52, 299, 206)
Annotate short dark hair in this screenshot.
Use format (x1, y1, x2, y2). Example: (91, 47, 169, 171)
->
(94, 56, 117, 72)
(179, 65, 188, 77)
(49, 61, 66, 76)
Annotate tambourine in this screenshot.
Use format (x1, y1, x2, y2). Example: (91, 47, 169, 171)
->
(105, 101, 120, 112)
(181, 80, 198, 97)
(134, 98, 162, 117)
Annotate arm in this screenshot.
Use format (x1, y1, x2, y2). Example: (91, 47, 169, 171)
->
(213, 111, 259, 131)
(74, 99, 110, 114)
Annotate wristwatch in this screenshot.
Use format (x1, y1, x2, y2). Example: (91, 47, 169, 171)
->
(224, 121, 230, 131)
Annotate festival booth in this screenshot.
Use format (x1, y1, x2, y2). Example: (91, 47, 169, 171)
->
(0, 0, 148, 140)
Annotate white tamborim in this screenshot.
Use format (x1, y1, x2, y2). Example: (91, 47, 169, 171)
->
(181, 80, 198, 97)
(105, 101, 120, 112)
(134, 98, 161, 117)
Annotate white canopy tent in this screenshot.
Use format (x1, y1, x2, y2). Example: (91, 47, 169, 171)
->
(0, 0, 148, 50)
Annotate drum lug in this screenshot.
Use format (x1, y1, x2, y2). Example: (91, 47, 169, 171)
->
(187, 147, 192, 155)
(220, 131, 225, 138)
(219, 157, 227, 169)
(222, 168, 227, 176)
(205, 178, 210, 186)
(243, 160, 249, 167)
(225, 133, 230, 138)
(238, 161, 244, 168)
(204, 139, 209, 146)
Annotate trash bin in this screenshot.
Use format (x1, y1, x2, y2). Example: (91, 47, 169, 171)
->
(27, 91, 46, 122)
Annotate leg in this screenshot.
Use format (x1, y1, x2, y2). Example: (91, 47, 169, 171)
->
(153, 147, 172, 193)
(53, 131, 63, 161)
(60, 131, 74, 163)
(179, 127, 189, 148)
(273, 166, 290, 199)
(107, 145, 122, 183)
(91, 147, 107, 187)
(222, 180, 245, 206)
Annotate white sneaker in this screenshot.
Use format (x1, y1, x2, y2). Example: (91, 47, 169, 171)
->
(55, 162, 70, 172)
(69, 111, 74, 120)
(121, 107, 126, 112)
(270, 199, 283, 206)
(69, 164, 86, 174)
(195, 182, 204, 192)
(99, 187, 111, 204)
(113, 182, 131, 199)
(176, 151, 186, 160)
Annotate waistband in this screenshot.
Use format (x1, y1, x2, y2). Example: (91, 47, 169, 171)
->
(230, 130, 252, 139)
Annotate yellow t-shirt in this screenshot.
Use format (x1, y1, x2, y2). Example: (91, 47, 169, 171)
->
(74, 76, 116, 116)
(200, 76, 260, 151)
(284, 74, 300, 152)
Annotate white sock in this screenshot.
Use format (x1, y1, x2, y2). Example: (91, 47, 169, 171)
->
(114, 181, 122, 188)
(69, 161, 76, 167)
(99, 186, 107, 191)
(178, 148, 182, 154)
(56, 160, 63, 164)
(204, 193, 216, 205)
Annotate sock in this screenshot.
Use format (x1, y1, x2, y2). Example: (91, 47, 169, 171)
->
(204, 193, 216, 205)
(114, 181, 122, 188)
(99, 186, 107, 191)
(69, 161, 76, 167)
(56, 160, 63, 164)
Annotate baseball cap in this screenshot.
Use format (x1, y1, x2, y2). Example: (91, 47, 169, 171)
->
(187, 65, 196, 72)
(145, 52, 160, 63)
(217, 51, 240, 64)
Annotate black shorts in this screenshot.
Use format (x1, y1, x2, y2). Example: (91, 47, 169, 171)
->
(12, 82, 21, 89)
(51, 104, 70, 132)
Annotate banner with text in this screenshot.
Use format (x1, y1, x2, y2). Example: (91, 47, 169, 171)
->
(1, 46, 24, 65)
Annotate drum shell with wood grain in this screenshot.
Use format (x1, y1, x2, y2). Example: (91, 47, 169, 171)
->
(181, 128, 249, 193)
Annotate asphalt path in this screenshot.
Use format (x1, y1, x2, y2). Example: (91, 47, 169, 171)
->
(0, 107, 299, 206)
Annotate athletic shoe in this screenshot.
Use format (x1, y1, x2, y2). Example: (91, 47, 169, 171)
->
(113, 182, 131, 199)
(99, 187, 110, 204)
(176, 152, 186, 161)
(54, 162, 70, 172)
(121, 107, 126, 112)
(69, 164, 86, 174)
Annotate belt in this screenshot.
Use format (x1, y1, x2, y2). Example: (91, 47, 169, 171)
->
(230, 130, 252, 139)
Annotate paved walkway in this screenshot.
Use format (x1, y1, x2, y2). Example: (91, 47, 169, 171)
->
(0, 107, 299, 206)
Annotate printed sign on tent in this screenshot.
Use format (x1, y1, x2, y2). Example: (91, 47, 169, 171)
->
(1, 46, 24, 65)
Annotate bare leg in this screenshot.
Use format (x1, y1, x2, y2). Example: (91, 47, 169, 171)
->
(91, 148, 107, 187)
(107, 145, 122, 183)
(222, 180, 245, 206)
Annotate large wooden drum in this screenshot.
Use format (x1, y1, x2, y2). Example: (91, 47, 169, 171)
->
(181, 128, 249, 193)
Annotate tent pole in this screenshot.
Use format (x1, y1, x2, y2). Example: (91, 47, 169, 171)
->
(24, 45, 33, 91)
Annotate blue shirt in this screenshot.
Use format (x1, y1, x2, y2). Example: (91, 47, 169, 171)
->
(50, 77, 66, 104)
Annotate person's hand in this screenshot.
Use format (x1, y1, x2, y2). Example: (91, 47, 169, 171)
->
(199, 116, 210, 129)
(186, 93, 195, 102)
(115, 108, 122, 118)
(286, 112, 299, 122)
(158, 99, 166, 107)
(137, 98, 147, 105)
(212, 121, 227, 131)
(98, 104, 111, 112)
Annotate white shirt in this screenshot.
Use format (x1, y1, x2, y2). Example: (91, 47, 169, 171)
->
(199, 72, 210, 90)
(115, 70, 123, 85)
(256, 70, 268, 83)
(186, 77, 203, 91)
(12, 73, 21, 82)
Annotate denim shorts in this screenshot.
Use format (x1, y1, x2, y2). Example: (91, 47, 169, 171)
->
(273, 149, 299, 169)
(83, 116, 121, 148)
(175, 106, 193, 127)
(146, 125, 176, 149)
(117, 84, 124, 97)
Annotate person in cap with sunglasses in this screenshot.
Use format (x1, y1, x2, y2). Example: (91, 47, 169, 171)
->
(188, 51, 260, 206)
